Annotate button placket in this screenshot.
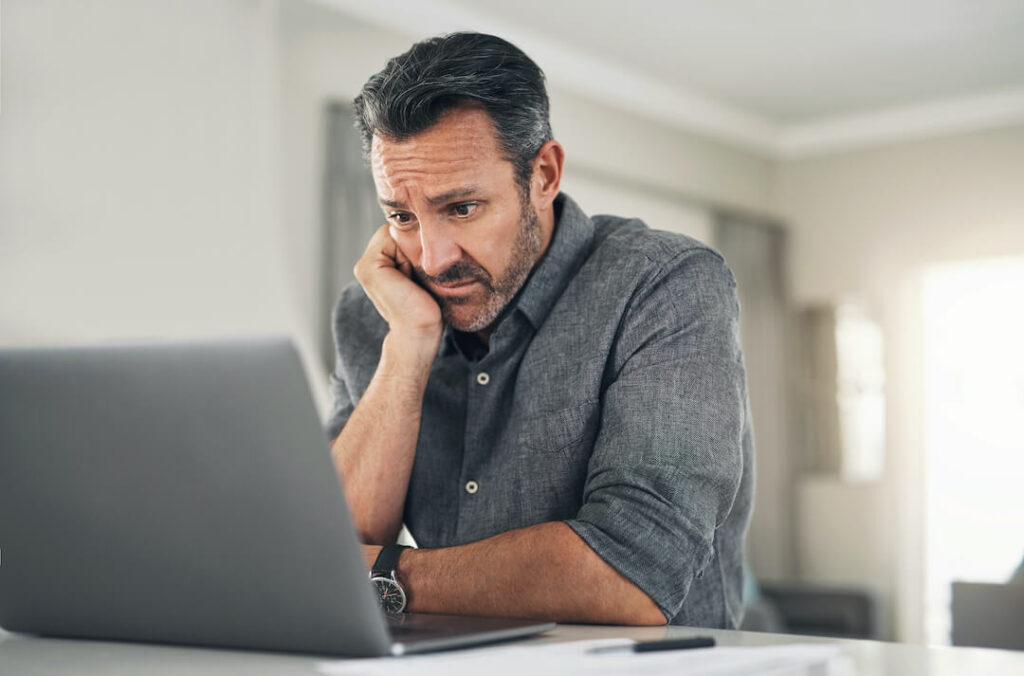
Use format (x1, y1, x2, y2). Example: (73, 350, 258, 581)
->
(459, 352, 503, 536)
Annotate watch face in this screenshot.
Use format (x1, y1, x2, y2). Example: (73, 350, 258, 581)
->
(370, 576, 406, 614)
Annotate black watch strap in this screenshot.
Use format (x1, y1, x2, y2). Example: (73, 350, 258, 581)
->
(371, 544, 409, 577)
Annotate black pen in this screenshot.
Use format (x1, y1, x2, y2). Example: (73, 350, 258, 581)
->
(588, 636, 717, 654)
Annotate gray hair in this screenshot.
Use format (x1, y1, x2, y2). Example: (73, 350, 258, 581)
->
(354, 32, 553, 190)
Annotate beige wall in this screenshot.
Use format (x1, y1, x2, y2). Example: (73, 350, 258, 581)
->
(777, 125, 1024, 305)
(551, 89, 774, 216)
(1, 0, 307, 361)
(773, 124, 1024, 641)
(1, 0, 286, 345)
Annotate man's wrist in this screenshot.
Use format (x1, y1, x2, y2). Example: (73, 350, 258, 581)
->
(370, 544, 412, 614)
(379, 330, 440, 381)
(394, 545, 419, 613)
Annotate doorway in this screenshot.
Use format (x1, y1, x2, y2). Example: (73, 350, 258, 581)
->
(922, 256, 1024, 644)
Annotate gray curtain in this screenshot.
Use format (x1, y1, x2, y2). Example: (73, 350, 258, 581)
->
(320, 102, 380, 371)
(714, 215, 795, 582)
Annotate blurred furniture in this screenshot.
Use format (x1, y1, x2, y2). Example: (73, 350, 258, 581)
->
(952, 581, 1024, 650)
(753, 582, 877, 639)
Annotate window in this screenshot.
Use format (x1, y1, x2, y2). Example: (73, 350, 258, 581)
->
(922, 256, 1024, 644)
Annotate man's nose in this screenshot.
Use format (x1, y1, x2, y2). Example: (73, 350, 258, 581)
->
(418, 220, 461, 277)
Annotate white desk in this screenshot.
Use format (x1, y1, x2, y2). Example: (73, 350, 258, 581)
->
(2, 624, 1022, 675)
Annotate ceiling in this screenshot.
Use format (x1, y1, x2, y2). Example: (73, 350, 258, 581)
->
(316, 0, 1024, 156)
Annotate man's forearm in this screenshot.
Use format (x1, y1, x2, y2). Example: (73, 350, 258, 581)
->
(330, 332, 435, 544)
(389, 521, 666, 625)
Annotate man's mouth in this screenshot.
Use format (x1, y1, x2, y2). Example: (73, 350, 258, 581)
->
(429, 278, 480, 296)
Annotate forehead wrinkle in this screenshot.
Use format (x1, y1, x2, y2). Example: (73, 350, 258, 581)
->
(374, 161, 480, 203)
(372, 118, 498, 171)
(370, 108, 510, 205)
(374, 153, 488, 207)
(377, 144, 484, 173)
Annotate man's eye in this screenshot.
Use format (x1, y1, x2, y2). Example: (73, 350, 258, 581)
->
(452, 203, 478, 218)
(388, 212, 413, 227)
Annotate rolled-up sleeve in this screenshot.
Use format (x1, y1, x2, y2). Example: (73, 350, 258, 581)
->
(324, 286, 362, 443)
(324, 368, 354, 443)
(564, 248, 748, 621)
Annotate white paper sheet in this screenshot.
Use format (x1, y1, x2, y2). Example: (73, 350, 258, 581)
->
(317, 638, 849, 676)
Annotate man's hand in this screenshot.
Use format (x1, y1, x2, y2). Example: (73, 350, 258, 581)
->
(331, 225, 444, 545)
(354, 224, 443, 355)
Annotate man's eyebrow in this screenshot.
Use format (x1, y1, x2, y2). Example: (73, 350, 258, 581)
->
(427, 186, 481, 206)
(379, 186, 482, 210)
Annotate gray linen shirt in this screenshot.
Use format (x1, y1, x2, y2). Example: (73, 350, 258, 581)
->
(327, 193, 754, 627)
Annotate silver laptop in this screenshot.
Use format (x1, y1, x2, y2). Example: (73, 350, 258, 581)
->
(0, 337, 554, 656)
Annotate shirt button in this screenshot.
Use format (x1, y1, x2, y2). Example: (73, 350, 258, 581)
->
(465, 480, 479, 495)
(476, 372, 490, 386)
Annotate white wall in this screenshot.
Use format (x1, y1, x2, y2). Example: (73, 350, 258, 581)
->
(558, 172, 714, 242)
(774, 123, 1024, 641)
(551, 88, 773, 217)
(1, 0, 289, 342)
(0, 0, 341, 413)
(777, 125, 1024, 305)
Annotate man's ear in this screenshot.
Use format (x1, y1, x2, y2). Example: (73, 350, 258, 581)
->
(531, 140, 564, 209)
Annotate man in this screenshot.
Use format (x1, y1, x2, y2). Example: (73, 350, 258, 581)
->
(327, 32, 753, 628)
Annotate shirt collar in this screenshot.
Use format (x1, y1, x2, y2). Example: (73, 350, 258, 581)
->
(513, 192, 594, 330)
(439, 192, 594, 357)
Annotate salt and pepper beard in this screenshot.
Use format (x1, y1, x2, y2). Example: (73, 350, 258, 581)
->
(413, 191, 542, 333)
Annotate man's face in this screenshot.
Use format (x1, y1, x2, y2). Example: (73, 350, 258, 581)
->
(370, 105, 542, 333)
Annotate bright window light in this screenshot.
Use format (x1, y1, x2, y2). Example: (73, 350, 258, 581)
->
(922, 256, 1024, 644)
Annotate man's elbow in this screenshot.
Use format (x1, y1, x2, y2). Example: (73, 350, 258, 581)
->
(619, 590, 668, 626)
(356, 524, 400, 547)
(563, 524, 667, 625)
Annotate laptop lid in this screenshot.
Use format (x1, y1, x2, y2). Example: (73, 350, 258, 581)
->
(0, 337, 393, 656)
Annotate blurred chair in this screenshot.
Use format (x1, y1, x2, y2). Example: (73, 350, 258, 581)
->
(740, 561, 877, 639)
(742, 582, 876, 639)
(757, 582, 877, 639)
(951, 581, 1024, 650)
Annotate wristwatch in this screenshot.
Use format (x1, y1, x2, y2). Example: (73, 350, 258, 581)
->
(369, 545, 410, 614)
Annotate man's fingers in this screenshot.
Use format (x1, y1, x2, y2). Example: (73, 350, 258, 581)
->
(353, 222, 442, 337)
(392, 239, 415, 277)
(355, 224, 400, 282)
(369, 224, 397, 260)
